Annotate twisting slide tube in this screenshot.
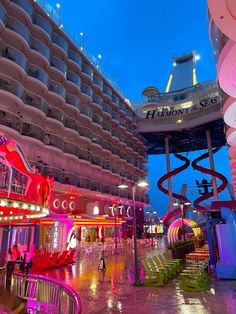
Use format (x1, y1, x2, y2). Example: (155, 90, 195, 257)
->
(192, 147, 228, 212)
(158, 153, 190, 227)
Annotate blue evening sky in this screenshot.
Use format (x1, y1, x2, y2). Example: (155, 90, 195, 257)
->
(49, 0, 231, 216)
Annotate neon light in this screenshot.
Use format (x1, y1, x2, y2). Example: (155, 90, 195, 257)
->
(165, 74, 173, 92)
(167, 218, 203, 243)
(53, 221, 59, 249)
(193, 68, 197, 85)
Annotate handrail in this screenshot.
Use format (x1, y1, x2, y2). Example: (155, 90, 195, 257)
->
(11, 273, 82, 314)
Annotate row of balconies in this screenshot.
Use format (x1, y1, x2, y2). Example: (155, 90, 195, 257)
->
(0, 108, 147, 174)
(30, 161, 149, 203)
(0, 70, 146, 158)
(0, 41, 146, 149)
(1, 1, 137, 124)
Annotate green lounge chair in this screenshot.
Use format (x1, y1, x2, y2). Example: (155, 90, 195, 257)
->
(153, 255, 176, 277)
(147, 257, 169, 283)
(160, 253, 182, 273)
(142, 259, 165, 287)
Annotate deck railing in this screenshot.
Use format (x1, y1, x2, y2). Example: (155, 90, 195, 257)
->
(11, 273, 82, 314)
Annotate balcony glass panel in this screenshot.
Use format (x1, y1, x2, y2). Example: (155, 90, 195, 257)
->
(47, 106, 64, 123)
(0, 110, 21, 132)
(91, 155, 101, 166)
(22, 123, 45, 141)
(102, 161, 111, 171)
(111, 94, 119, 105)
(64, 142, 78, 156)
(81, 83, 92, 97)
(47, 133, 64, 150)
(1, 45, 27, 70)
(0, 4, 6, 25)
(103, 85, 112, 97)
(78, 177, 90, 189)
(92, 113, 102, 125)
(66, 93, 80, 109)
(52, 32, 68, 53)
(119, 102, 126, 112)
(102, 103, 112, 114)
(93, 74, 103, 88)
(78, 126, 92, 140)
(81, 63, 93, 79)
(91, 181, 100, 191)
(33, 14, 52, 37)
(91, 134, 102, 146)
(24, 92, 47, 114)
(64, 117, 78, 132)
(67, 71, 81, 87)
(48, 80, 65, 98)
(6, 17, 30, 42)
(0, 76, 24, 99)
(30, 38, 50, 60)
(102, 121, 111, 132)
(28, 65, 48, 85)
(68, 49, 82, 67)
(92, 94, 103, 106)
(78, 148, 91, 161)
(50, 56, 66, 75)
(111, 111, 118, 120)
(10, 0, 33, 17)
(79, 104, 92, 117)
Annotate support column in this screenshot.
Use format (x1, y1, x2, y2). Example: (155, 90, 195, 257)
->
(165, 137, 173, 211)
(206, 130, 218, 201)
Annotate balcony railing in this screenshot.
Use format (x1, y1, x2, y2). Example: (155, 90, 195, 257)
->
(30, 37, 50, 60)
(10, 0, 33, 18)
(24, 92, 48, 114)
(11, 273, 82, 314)
(22, 123, 45, 142)
(68, 49, 82, 68)
(52, 32, 68, 53)
(81, 83, 92, 98)
(81, 63, 93, 79)
(48, 80, 65, 98)
(0, 110, 22, 133)
(6, 16, 30, 42)
(0, 3, 6, 26)
(28, 65, 48, 85)
(33, 14, 52, 37)
(1, 45, 28, 70)
(93, 74, 103, 89)
(47, 106, 64, 124)
(67, 71, 81, 87)
(0, 76, 24, 98)
(66, 93, 80, 109)
(51, 56, 67, 75)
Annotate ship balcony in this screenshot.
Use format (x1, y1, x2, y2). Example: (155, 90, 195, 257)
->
(103, 85, 112, 100)
(81, 63, 93, 81)
(92, 94, 103, 110)
(66, 71, 81, 90)
(9, 0, 33, 21)
(80, 83, 92, 101)
(47, 105, 65, 125)
(30, 37, 50, 63)
(79, 103, 92, 120)
(52, 32, 68, 56)
(0, 75, 24, 99)
(1, 44, 28, 73)
(111, 94, 119, 108)
(46, 133, 64, 151)
(0, 3, 6, 30)
(102, 102, 112, 118)
(48, 79, 65, 100)
(64, 117, 78, 133)
(64, 142, 78, 156)
(66, 92, 80, 110)
(6, 16, 30, 45)
(21, 122, 45, 142)
(28, 64, 48, 86)
(24, 92, 48, 115)
(92, 113, 103, 128)
(93, 74, 103, 91)
(0, 109, 22, 133)
(68, 49, 82, 71)
(33, 14, 52, 39)
(50, 55, 67, 77)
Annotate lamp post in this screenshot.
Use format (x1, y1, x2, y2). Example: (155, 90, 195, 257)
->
(80, 32, 84, 50)
(118, 179, 148, 287)
(173, 201, 191, 241)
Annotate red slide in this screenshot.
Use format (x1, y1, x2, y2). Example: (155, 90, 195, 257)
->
(158, 153, 191, 227)
(192, 147, 228, 212)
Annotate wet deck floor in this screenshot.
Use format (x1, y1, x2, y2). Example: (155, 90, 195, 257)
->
(39, 242, 236, 314)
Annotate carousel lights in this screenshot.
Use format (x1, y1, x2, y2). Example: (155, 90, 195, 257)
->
(0, 200, 7, 207)
(22, 203, 28, 210)
(12, 202, 19, 208)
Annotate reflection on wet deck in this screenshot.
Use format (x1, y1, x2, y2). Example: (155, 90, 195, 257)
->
(38, 240, 236, 314)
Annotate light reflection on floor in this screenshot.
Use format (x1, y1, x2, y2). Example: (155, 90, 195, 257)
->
(38, 241, 236, 314)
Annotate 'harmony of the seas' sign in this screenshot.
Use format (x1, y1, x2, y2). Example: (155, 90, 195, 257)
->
(145, 95, 220, 119)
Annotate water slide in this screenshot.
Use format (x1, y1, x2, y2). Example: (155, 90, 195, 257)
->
(158, 153, 191, 227)
(191, 147, 228, 212)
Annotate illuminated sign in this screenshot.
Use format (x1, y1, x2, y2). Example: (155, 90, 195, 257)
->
(145, 95, 220, 119)
(53, 220, 59, 249)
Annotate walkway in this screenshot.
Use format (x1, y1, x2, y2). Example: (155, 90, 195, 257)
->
(39, 241, 236, 314)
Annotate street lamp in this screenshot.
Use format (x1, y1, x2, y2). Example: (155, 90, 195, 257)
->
(80, 32, 84, 50)
(97, 54, 102, 70)
(56, 3, 61, 26)
(173, 200, 191, 241)
(118, 179, 148, 287)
